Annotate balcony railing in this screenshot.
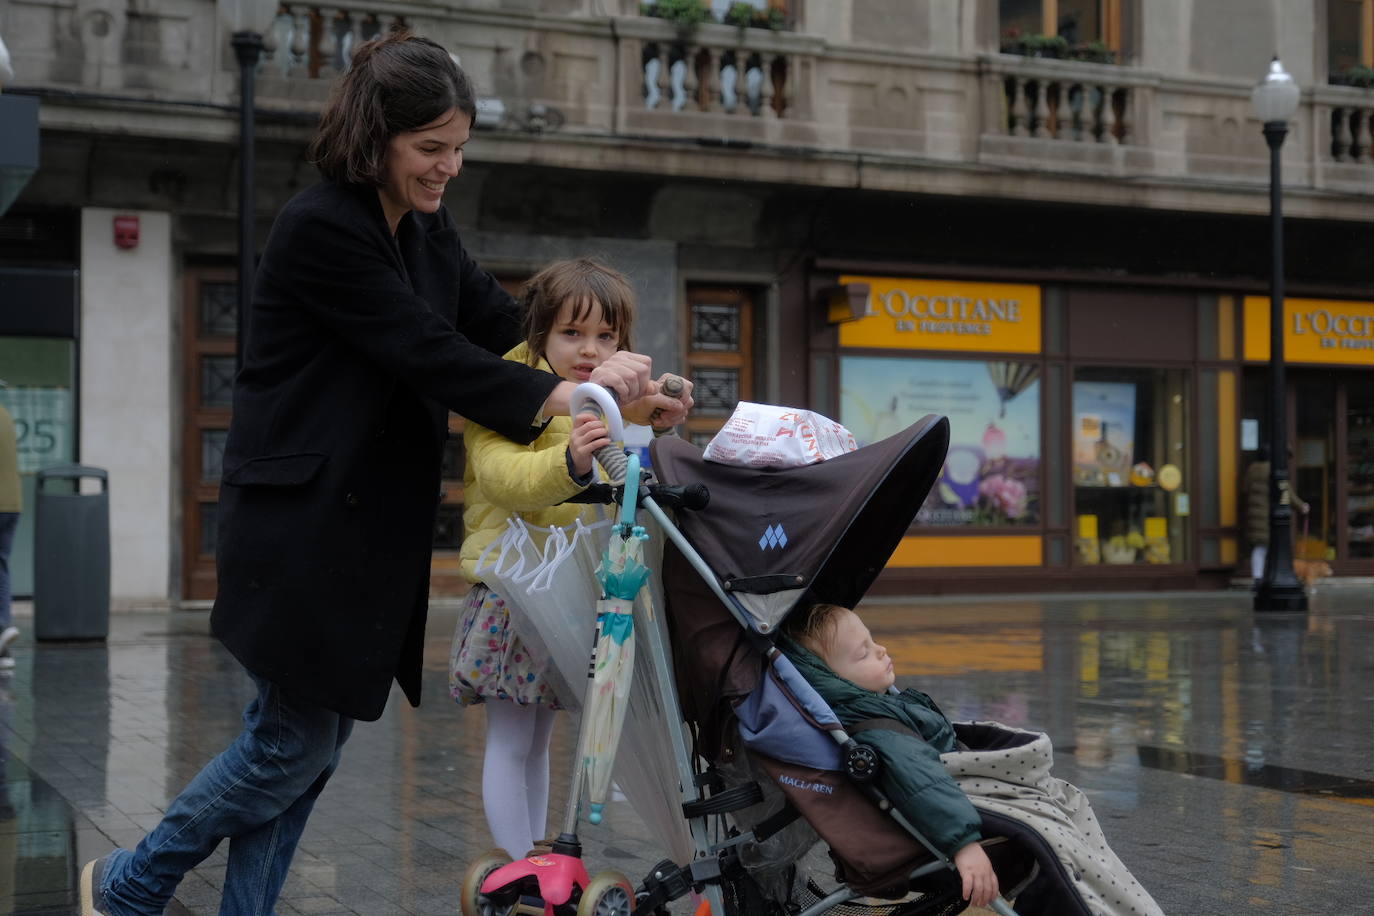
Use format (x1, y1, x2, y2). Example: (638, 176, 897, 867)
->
(614, 17, 821, 146)
(4, 0, 1370, 208)
(977, 53, 1156, 175)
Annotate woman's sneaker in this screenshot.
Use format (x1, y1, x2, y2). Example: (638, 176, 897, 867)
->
(80, 855, 112, 915)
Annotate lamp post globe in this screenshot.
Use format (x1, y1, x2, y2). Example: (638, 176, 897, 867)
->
(1251, 57, 1301, 125)
(1251, 55, 1307, 613)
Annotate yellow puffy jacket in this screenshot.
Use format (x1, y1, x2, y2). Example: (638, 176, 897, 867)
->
(460, 343, 595, 583)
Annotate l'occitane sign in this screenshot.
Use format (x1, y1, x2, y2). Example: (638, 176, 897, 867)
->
(838, 276, 1041, 353)
(1244, 297, 1374, 365)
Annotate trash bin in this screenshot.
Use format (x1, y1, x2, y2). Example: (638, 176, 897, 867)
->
(34, 465, 111, 641)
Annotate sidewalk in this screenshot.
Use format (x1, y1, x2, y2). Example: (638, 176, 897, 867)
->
(3, 587, 1374, 914)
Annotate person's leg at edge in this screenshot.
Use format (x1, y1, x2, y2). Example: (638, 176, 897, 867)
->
(0, 512, 19, 643)
(482, 700, 540, 857)
(218, 710, 354, 916)
(1251, 544, 1267, 581)
(94, 672, 352, 915)
(525, 705, 557, 848)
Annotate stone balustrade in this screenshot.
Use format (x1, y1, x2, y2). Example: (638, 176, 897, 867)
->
(984, 53, 1151, 144)
(1311, 85, 1374, 196)
(1327, 98, 1374, 163)
(976, 52, 1157, 177)
(4, 0, 1370, 210)
(613, 16, 822, 147)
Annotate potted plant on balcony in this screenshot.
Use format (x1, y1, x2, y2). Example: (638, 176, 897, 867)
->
(1338, 65, 1374, 88)
(642, 0, 713, 36)
(1070, 40, 1116, 64)
(723, 1, 786, 32)
(1002, 29, 1069, 59)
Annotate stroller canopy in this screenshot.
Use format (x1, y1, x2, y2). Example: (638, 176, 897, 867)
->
(650, 415, 950, 633)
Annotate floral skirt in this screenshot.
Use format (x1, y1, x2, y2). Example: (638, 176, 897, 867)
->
(450, 584, 563, 708)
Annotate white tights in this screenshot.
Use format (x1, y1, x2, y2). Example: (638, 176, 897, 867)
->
(482, 700, 557, 858)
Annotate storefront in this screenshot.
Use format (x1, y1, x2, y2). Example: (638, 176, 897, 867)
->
(1241, 297, 1374, 574)
(816, 272, 1245, 592)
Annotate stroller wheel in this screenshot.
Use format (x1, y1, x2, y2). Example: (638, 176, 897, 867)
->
(576, 870, 635, 916)
(461, 850, 515, 916)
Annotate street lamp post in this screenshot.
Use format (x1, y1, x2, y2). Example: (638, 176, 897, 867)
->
(225, 0, 279, 369)
(1251, 56, 1307, 613)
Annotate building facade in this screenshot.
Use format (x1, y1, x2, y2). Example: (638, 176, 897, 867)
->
(1, 0, 1372, 603)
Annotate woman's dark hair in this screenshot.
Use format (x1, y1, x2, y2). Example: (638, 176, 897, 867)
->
(519, 258, 636, 365)
(308, 30, 476, 186)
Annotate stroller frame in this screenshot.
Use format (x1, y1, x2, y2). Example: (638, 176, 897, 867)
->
(465, 401, 1023, 916)
(633, 492, 1018, 916)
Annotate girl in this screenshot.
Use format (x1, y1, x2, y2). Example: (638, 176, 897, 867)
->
(451, 256, 641, 859)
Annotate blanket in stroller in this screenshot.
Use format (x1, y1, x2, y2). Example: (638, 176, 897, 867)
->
(948, 722, 1164, 916)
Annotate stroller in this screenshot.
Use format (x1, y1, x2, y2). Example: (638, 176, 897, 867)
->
(463, 392, 1092, 916)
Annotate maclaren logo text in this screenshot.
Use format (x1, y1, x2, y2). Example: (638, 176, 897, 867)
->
(778, 775, 835, 795)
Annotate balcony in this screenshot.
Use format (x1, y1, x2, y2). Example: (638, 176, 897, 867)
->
(2, 0, 1370, 217)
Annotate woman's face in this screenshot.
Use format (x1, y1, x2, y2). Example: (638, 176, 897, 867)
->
(378, 108, 470, 234)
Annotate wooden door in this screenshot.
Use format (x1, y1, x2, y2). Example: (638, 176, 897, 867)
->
(181, 267, 238, 600)
(682, 285, 755, 448)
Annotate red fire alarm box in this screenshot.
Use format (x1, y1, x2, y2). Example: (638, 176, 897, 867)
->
(113, 214, 139, 250)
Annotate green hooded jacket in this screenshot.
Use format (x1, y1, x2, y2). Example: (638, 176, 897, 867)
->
(779, 635, 982, 858)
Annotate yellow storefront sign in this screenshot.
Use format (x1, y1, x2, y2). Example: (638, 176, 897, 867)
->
(838, 276, 1042, 354)
(1243, 297, 1374, 365)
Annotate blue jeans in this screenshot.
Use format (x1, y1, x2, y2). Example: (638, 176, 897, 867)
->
(99, 670, 354, 915)
(0, 511, 17, 631)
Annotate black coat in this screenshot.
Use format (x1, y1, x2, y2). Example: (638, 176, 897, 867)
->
(211, 181, 560, 721)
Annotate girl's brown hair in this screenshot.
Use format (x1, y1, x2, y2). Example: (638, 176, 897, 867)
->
(519, 258, 636, 366)
(308, 30, 476, 186)
(783, 603, 850, 657)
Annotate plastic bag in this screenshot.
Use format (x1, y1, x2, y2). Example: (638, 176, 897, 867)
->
(703, 401, 857, 468)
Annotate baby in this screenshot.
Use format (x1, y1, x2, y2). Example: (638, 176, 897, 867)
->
(780, 603, 1163, 916)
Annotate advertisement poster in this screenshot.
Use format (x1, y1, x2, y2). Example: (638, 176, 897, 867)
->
(1072, 381, 1136, 487)
(840, 356, 1040, 526)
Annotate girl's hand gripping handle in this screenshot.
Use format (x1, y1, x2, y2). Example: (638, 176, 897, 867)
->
(571, 382, 629, 483)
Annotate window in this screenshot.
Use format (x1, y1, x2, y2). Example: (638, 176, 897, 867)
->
(999, 0, 1133, 62)
(840, 356, 1042, 527)
(1072, 368, 1189, 565)
(1328, 0, 1374, 83)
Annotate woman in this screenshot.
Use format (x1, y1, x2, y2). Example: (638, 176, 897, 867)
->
(80, 32, 689, 916)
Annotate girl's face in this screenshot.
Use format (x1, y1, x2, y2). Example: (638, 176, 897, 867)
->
(822, 609, 896, 692)
(378, 108, 471, 234)
(542, 297, 620, 382)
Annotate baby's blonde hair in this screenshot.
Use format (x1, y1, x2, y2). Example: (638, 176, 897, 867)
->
(783, 602, 850, 660)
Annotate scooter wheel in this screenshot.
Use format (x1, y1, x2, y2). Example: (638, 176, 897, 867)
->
(576, 870, 635, 916)
(461, 850, 515, 916)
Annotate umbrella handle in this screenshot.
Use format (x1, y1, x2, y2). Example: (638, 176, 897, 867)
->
(571, 382, 626, 447)
(620, 451, 641, 529)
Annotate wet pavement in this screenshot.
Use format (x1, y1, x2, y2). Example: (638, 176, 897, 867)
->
(2, 586, 1374, 915)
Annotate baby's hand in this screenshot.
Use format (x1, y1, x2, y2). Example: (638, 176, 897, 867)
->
(953, 842, 998, 908)
(569, 413, 611, 478)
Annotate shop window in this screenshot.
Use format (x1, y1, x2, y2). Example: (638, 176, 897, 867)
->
(999, 0, 1133, 63)
(1328, 0, 1374, 84)
(1349, 384, 1374, 559)
(1072, 368, 1189, 566)
(840, 356, 1042, 527)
